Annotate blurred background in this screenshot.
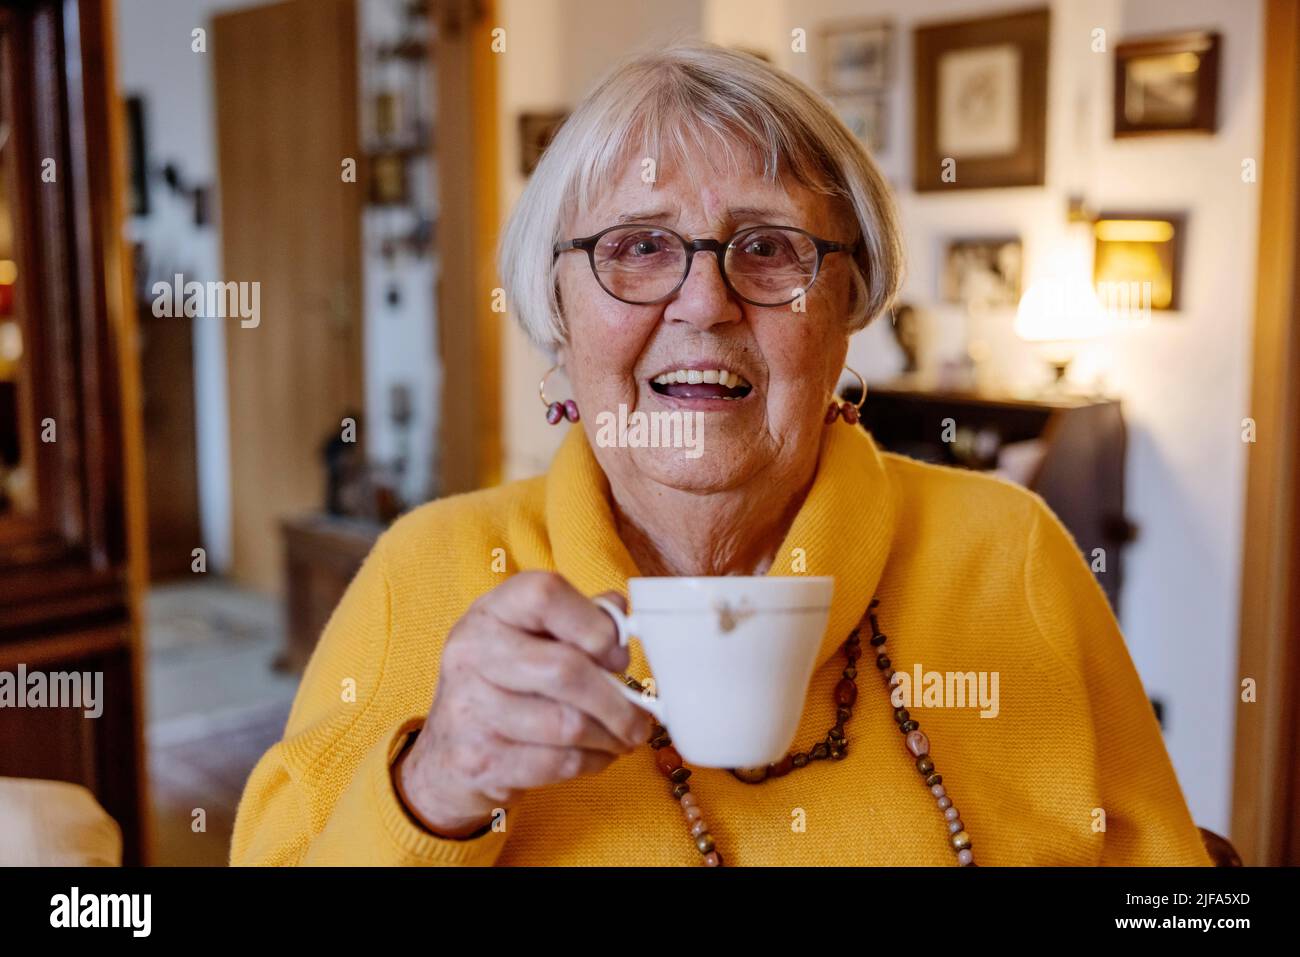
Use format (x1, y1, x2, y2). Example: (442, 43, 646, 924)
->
(1, 0, 1297, 866)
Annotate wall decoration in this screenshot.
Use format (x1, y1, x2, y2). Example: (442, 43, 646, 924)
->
(367, 151, 408, 206)
(827, 93, 887, 154)
(519, 111, 568, 176)
(913, 8, 1049, 191)
(941, 237, 1023, 308)
(820, 20, 892, 93)
(1092, 212, 1185, 311)
(1113, 31, 1220, 136)
(125, 96, 150, 217)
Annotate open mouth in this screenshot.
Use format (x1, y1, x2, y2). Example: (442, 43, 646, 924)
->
(650, 367, 754, 401)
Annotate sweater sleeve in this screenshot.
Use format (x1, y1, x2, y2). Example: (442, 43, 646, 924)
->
(229, 535, 508, 866)
(1024, 501, 1212, 867)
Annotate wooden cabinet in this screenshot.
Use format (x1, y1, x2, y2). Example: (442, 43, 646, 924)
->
(857, 387, 1132, 613)
(0, 0, 146, 863)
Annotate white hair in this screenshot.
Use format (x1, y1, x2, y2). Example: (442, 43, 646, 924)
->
(498, 41, 904, 354)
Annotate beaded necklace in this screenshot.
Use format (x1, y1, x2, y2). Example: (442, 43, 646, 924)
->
(621, 598, 977, 867)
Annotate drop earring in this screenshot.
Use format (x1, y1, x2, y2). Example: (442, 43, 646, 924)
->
(825, 365, 867, 425)
(539, 364, 580, 425)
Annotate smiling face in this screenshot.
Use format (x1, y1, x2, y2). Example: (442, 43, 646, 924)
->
(555, 145, 860, 496)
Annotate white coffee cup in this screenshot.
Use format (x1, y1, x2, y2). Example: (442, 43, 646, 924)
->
(594, 576, 834, 769)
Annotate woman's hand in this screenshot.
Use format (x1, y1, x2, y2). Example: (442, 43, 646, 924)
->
(394, 572, 646, 838)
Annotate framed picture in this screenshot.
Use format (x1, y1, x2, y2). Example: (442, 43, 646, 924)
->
(519, 111, 568, 176)
(913, 8, 1049, 191)
(941, 237, 1023, 308)
(125, 96, 149, 217)
(820, 20, 893, 93)
(1092, 212, 1185, 312)
(1113, 32, 1220, 136)
(828, 93, 887, 154)
(367, 151, 408, 206)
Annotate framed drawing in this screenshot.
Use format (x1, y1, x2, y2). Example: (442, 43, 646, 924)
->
(820, 20, 893, 93)
(519, 111, 568, 176)
(828, 93, 887, 154)
(1113, 32, 1220, 136)
(913, 8, 1049, 191)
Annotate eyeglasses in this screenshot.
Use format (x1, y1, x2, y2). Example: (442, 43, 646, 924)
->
(553, 223, 859, 308)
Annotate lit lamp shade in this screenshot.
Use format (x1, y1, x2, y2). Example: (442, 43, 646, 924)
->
(1014, 277, 1107, 343)
(1015, 277, 1106, 390)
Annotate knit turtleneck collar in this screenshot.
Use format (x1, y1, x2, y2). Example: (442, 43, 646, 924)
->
(545, 422, 899, 671)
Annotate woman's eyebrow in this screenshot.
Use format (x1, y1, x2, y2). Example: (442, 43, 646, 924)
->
(615, 209, 677, 224)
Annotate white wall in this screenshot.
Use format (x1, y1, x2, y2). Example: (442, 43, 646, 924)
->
(494, 0, 1263, 833)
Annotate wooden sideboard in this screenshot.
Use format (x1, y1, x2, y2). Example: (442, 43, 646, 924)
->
(854, 385, 1133, 613)
(279, 514, 383, 673)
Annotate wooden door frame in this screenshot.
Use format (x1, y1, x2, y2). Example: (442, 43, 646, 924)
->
(432, 0, 501, 494)
(1230, 0, 1300, 866)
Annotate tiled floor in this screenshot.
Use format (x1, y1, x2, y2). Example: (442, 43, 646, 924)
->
(144, 579, 300, 866)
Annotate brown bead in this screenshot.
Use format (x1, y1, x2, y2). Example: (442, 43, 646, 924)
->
(925, 773, 943, 788)
(824, 402, 840, 424)
(810, 742, 830, 760)
(650, 734, 671, 750)
(836, 706, 853, 723)
(696, 833, 716, 854)
(876, 655, 891, 670)
(870, 633, 887, 646)
(830, 744, 847, 760)
(671, 783, 691, 800)
(828, 726, 845, 742)
(951, 830, 972, 851)
(655, 747, 683, 777)
(841, 403, 859, 425)
(731, 765, 769, 784)
(894, 709, 910, 724)
(769, 754, 795, 777)
(916, 756, 935, 775)
(900, 719, 919, 733)
(842, 666, 857, 680)
(792, 753, 809, 768)
(670, 767, 691, 784)
(835, 678, 858, 706)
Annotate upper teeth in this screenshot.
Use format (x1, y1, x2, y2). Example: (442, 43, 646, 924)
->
(653, 369, 750, 388)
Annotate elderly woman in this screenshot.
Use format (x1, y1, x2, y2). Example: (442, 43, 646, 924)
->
(232, 44, 1210, 866)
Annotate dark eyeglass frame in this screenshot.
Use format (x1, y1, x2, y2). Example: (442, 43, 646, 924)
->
(553, 223, 860, 308)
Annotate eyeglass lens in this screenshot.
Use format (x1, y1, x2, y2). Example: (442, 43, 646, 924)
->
(589, 226, 818, 305)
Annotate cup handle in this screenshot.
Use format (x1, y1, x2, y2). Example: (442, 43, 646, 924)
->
(593, 596, 666, 723)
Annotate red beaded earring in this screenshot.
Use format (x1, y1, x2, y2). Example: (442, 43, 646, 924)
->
(539, 364, 579, 425)
(824, 365, 866, 425)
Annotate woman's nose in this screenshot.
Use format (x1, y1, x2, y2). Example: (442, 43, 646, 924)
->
(662, 249, 743, 330)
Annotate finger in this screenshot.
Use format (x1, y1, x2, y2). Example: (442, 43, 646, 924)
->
(466, 622, 647, 746)
(481, 572, 625, 670)
(468, 676, 634, 754)
(488, 740, 620, 791)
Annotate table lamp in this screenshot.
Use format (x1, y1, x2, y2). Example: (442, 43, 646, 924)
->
(1014, 277, 1107, 390)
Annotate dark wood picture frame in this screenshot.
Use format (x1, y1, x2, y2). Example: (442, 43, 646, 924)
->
(1113, 31, 1220, 137)
(518, 110, 567, 176)
(913, 8, 1049, 192)
(1092, 210, 1187, 312)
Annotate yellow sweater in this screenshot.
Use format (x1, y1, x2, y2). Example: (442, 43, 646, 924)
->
(231, 424, 1212, 866)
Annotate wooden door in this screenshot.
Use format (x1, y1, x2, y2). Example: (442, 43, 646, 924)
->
(213, 0, 364, 594)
